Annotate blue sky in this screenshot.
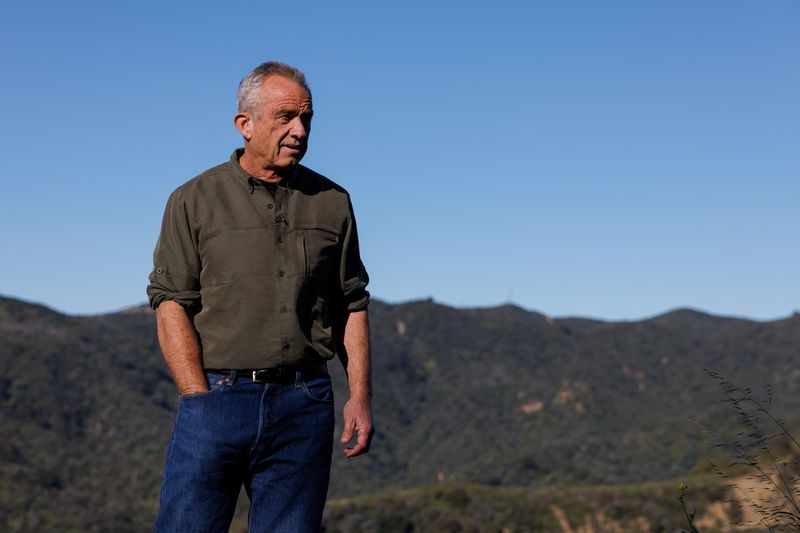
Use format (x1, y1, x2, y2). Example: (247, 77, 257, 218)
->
(0, 1, 797, 320)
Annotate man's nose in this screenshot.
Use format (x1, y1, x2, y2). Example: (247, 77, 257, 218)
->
(289, 117, 307, 139)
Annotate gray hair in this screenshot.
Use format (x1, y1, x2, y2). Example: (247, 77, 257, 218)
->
(237, 61, 311, 115)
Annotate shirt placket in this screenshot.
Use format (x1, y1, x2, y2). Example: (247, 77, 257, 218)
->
(273, 183, 293, 366)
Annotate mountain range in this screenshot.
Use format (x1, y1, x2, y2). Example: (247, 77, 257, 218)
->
(1, 293, 798, 531)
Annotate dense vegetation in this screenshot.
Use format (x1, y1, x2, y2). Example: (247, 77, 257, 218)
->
(321, 477, 734, 533)
(1, 294, 798, 531)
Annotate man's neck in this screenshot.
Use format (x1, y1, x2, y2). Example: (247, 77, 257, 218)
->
(238, 150, 295, 183)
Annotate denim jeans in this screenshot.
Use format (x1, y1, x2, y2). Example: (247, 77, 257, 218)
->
(153, 367, 335, 533)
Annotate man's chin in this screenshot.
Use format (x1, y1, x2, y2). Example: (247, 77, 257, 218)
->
(270, 158, 301, 175)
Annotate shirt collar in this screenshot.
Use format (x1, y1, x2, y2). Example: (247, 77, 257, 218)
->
(228, 148, 298, 195)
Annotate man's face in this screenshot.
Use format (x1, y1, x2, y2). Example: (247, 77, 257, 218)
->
(243, 75, 313, 172)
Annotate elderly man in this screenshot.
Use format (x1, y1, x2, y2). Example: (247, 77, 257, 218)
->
(146, 61, 373, 532)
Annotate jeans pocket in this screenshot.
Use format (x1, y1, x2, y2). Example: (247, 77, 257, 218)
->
(179, 371, 228, 400)
(300, 373, 334, 403)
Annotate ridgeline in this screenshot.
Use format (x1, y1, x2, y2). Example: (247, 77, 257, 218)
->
(1, 294, 798, 531)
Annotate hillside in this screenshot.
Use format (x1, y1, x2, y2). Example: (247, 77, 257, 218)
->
(321, 476, 733, 533)
(1, 294, 798, 531)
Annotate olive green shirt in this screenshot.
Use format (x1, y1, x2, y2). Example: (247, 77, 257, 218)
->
(146, 149, 370, 369)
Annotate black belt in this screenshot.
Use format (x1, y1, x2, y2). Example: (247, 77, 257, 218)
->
(206, 363, 328, 384)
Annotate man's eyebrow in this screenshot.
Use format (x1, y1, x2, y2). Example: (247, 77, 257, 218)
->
(274, 106, 298, 116)
(272, 105, 313, 118)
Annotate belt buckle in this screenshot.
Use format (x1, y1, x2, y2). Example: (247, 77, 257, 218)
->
(252, 367, 284, 382)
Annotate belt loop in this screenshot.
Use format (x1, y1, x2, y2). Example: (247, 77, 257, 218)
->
(294, 369, 302, 388)
(227, 369, 237, 384)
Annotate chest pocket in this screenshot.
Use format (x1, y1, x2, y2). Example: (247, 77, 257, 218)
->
(302, 225, 341, 281)
(201, 227, 273, 283)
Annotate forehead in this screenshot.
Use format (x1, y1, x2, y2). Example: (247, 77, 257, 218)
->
(258, 75, 312, 108)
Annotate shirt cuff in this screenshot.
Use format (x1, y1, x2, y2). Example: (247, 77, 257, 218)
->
(147, 283, 202, 312)
(343, 287, 370, 312)
(347, 296, 370, 312)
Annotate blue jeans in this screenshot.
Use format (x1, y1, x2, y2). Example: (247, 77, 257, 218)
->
(153, 367, 335, 533)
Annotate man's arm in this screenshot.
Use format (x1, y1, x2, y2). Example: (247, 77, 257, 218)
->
(156, 300, 208, 395)
(339, 308, 374, 458)
(147, 187, 205, 394)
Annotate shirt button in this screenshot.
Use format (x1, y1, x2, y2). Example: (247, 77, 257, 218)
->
(279, 270, 286, 277)
(283, 343, 291, 350)
(156, 267, 163, 274)
(277, 236, 283, 243)
(267, 203, 274, 209)
(281, 305, 288, 313)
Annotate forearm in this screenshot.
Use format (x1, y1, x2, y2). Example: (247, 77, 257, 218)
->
(155, 300, 206, 395)
(342, 309, 371, 400)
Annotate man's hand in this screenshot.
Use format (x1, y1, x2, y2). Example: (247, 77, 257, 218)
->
(340, 396, 374, 458)
(179, 383, 210, 396)
(339, 308, 373, 457)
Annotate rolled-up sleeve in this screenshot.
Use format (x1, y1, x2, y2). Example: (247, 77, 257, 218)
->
(339, 194, 370, 311)
(146, 187, 202, 312)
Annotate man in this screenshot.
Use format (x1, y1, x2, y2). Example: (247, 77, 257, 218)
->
(146, 61, 373, 532)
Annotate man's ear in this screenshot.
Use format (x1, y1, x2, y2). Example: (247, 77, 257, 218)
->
(233, 112, 251, 140)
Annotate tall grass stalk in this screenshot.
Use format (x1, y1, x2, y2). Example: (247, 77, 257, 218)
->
(688, 369, 800, 532)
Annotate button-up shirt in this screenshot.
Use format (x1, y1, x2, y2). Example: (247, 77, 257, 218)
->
(146, 149, 370, 369)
